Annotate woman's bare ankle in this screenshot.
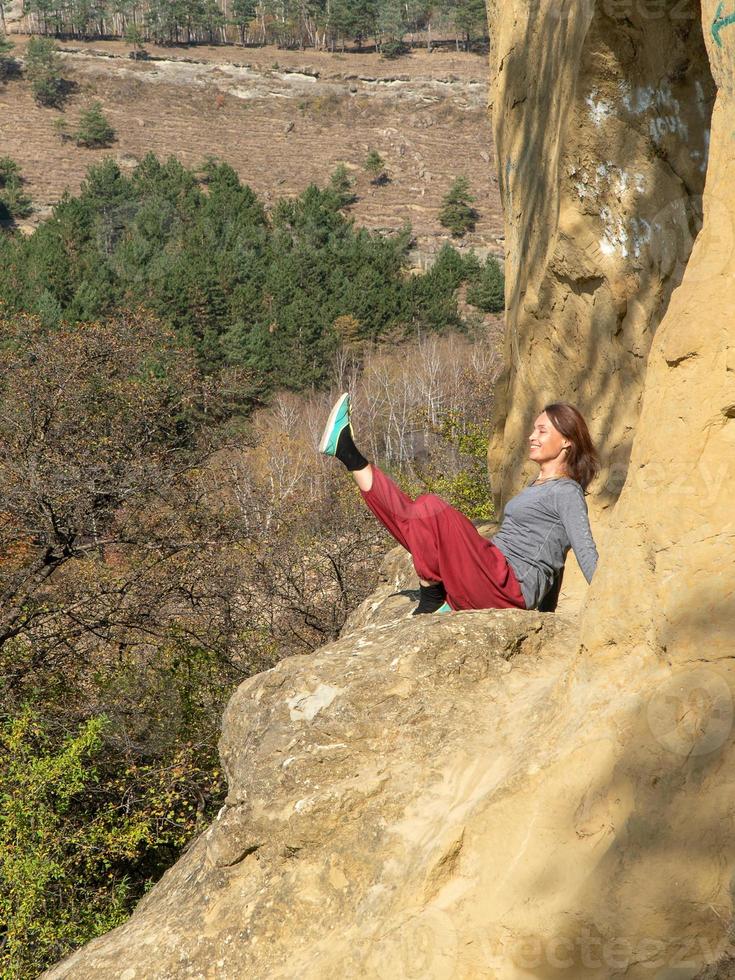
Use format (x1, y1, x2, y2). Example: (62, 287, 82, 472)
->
(352, 463, 373, 493)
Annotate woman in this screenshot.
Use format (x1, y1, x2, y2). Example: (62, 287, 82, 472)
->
(318, 393, 600, 614)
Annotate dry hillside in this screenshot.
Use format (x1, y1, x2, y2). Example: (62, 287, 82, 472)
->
(0, 36, 504, 265)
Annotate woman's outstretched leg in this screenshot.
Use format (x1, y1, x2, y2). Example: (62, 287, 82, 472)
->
(318, 392, 446, 612)
(318, 392, 525, 613)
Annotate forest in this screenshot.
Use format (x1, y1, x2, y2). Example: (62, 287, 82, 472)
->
(9, 0, 489, 53)
(0, 152, 506, 977)
(0, 154, 501, 393)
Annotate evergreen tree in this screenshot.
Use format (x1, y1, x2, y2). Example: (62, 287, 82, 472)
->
(123, 21, 147, 57)
(24, 35, 65, 107)
(0, 32, 15, 80)
(0, 153, 479, 396)
(328, 0, 352, 50)
(0, 181, 33, 222)
(439, 175, 478, 236)
(440, 0, 487, 50)
(364, 149, 388, 185)
(232, 0, 258, 43)
(0, 156, 32, 222)
(377, 0, 407, 56)
(0, 155, 20, 185)
(328, 163, 356, 207)
(349, 0, 379, 49)
(74, 100, 116, 148)
(466, 254, 504, 312)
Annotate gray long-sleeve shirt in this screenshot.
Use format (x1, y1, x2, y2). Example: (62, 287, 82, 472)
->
(490, 477, 598, 610)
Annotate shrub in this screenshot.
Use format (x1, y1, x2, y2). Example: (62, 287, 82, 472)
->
(52, 115, 70, 141)
(123, 22, 147, 58)
(439, 175, 478, 237)
(466, 255, 505, 313)
(364, 149, 388, 185)
(0, 33, 16, 80)
(381, 37, 409, 59)
(24, 36, 65, 108)
(401, 409, 496, 522)
(0, 703, 225, 978)
(0, 155, 32, 220)
(0, 710, 132, 976)
(329, 163, 356, 207)
(74, 100, 116, 148)
(0, 179, 33, 220)
(0, 155, 21, 185)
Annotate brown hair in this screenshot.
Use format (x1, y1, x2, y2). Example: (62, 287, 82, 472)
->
(542, 402, 600, 492)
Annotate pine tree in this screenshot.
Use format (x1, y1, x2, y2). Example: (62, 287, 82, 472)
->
(0, 32, 15, 80)
(329, 164, 356, 207)
(377, 0, 407, 57)
(328, 0, 352, 51)
(123, 22, 148, 58)
(438, 175, 478, 236)
(349, 0, 379, 49)
(25, 36, 65, 107)
(364, 149, 388, 186)
(441, 0, 488, 50)
(74, 101, 116, 148)
(0, 155, 32, 221)
(232, 0, 258, 43)
(466, 255, 504, 312)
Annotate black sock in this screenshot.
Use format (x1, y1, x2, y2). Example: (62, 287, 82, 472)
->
(335, 424, 369, 472)
(412, 580, 447, 615)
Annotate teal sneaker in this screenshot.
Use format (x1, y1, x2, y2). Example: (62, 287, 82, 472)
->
(435, 601, 453, 613)
(318, 392, 351, 457)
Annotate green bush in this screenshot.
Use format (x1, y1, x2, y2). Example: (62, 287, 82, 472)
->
(0, 155, 32, 221)
(0, 710, 133, 976)
(328, 163, 356, 207)
(123, 22, 147, 56)
(0, 33, 16, 80)
(74, 100, 116, 148)
(0, 180, 33, 220)
(0, 155, 21, 185)
(466, 254, 505, 313)
(381, 37, 409, 58)
(24, 36, 65, 108)
(439, 175, 478, 237)
(395, 408, 495, 522)
(364, 148, 388, 185)
(0, 643, 228, 978)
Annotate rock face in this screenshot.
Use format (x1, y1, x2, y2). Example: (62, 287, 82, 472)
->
(45, 544, 735, 979)
(46, 2, 735, 977)
(486, 0, 716, 516)
(575, 5, 735, 677)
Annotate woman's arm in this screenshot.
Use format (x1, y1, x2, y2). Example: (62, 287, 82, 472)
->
(555, 483, 598, 583)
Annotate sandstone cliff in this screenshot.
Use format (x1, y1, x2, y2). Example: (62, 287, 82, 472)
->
(44, 537, 735, 978)
(45, 1, 735, 977)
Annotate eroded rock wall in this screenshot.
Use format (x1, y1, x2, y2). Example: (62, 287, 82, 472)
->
(487, 0, 715, 521)
(577, 1, 735, 669)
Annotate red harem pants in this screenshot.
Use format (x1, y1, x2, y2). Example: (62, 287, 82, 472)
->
(359, 463, 527, 612)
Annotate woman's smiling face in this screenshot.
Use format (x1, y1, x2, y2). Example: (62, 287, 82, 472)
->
(528, 411, 567, 464)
